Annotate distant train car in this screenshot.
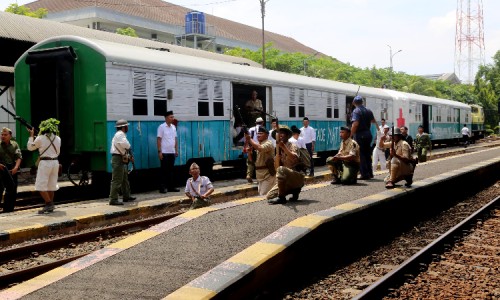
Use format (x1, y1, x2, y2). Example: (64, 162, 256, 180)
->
(13, 36, 472, 185)
(470, 104, 485, 143)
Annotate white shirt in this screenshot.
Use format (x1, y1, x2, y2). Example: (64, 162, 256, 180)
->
(28, 133, 61, 158)
(268, 129, 276, 146)
(461, 126, 470, 136)
(157, 122, 177, 153)
(289, 136, 306, 149)
(248, 124, 261, 143)
(110, 130, 130, 155)
(300, 126, 316, 144)
(185, 176, 214, 197)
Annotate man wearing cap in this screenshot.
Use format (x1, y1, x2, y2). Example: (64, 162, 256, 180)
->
(266, 125, 304, 204)
(300, 117, 316, 177)
(0, 127, 22, 213)
(381, 127, 415, 189)
(372, 124, 390, 172)
(157, 111, 180, 193)
(109, 119, 136, 205)
(245, 90, 263, 127)
(245, 126, 275, 196)
(415, 125, 431, 162)
(245, 117, 264, 183)
(326, 126, 360, 185)
(351, 95, 379, 180)
(185, 162, 214, 209)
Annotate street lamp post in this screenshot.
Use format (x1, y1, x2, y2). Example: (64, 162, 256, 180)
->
(387, 45, 402, 89)
(260, 0, 269, 69)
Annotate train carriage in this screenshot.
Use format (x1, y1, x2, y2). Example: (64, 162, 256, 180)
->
(13, 35, 472, 186)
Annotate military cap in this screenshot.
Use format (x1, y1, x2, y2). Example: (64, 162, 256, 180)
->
(257, 126, 268, 134)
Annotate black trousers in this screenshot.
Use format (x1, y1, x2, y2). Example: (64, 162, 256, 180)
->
(160, 153, 176, 190)
(354, 131, 374, 178)
(0, 163, 18, 213)
(305, 142, 314, 175)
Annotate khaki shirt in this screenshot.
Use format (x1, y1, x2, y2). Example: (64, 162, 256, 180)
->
(339, 138, 360, 163)
(255, 139, 274, 180)
(0, 140, 22, 165)
(277, 142, 299, 169)
(383, 139, 412, 159)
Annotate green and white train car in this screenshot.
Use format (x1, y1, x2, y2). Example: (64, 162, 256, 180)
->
(14, 35, 471, 185)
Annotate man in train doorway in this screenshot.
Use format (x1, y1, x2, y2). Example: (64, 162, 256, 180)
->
(300, 117, 316, 177)
(266, 125, 305, 204)
(245, 90, 263, 127)
(350, 95, 379, 180)
(157, 111, 180, 193)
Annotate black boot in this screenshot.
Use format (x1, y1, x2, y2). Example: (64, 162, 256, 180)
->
(289, 188, 301, 202)
(268, 196, 286, 205)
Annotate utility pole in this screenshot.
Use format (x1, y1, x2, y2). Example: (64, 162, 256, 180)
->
(387, 45, 402, 89)
(260, 0, 269, 69)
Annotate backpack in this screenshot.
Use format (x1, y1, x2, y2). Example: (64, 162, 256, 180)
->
(296, 147, 312, 171)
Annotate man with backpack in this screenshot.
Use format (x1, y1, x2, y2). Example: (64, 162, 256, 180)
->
(266, 125, 305, 205)
(326, 126, 360, 185)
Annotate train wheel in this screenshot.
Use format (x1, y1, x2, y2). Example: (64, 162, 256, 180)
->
(67, 161, 92, 186)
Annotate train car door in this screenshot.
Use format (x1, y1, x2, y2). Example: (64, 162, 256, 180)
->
(422, 104, 431, 133)
(345, 95, 355, 127)
(25, 46, 77, 164)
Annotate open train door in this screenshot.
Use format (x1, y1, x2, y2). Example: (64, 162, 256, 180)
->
(25, 46, 77, 167)
(422, 104, 430, 134)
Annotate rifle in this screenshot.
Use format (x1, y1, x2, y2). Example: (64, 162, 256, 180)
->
(1, 105, 37, 134)
(274, 118, 282, 170)
(126, 148, 136, 174)
(235, 105, 252, 160)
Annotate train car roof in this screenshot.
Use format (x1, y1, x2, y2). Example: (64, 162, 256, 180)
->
(16, 36, 468, 108)
(383, 88, 469, 109)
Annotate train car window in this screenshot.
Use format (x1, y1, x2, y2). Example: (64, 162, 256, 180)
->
(213, 80, 224, 116)
(298, 89, 305, 118)
(288, 88, 305, 118)
(289, 106, 296, 118)
(198, 79, 209, 116)
(154, 74, 167, 116)
(298, 106, 305, 118)
(133, 72, 148, 115)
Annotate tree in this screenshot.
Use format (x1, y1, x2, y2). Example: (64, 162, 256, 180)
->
(116, 27, 138, 37)
(5, 3, 47, 18)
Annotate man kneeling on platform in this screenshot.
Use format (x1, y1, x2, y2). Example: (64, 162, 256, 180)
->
(266, 125, 305, 205)
(326, 126, 360, 185)
(382, 127, 415, 189)
(185, 163, 214, 209)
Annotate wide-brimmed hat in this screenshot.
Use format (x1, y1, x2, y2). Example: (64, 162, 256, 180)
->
(389, 127, 402, 136)
(271, 125, 292, 139)
(115, 119, 129, 127)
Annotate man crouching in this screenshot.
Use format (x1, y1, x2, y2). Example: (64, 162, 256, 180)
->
(325, 126, 360, 185)
(382, 127, 415, 189)
(266, 125, 305, 204)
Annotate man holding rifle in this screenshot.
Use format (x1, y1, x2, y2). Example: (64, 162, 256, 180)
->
(381, 127, 415, 189)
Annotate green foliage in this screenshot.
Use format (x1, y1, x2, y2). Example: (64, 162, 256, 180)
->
(116, 27, 138, 37)
(5, 3, 47, 18)
(226, 44, 500, 129)
(39, 118, 60, 136)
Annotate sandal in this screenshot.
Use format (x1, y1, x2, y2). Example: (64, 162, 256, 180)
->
(385, 181, 395, 189)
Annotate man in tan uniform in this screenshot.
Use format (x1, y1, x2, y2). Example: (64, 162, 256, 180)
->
(326, 126, 360, 185)
(245, 90, 263, 127)
(245, 126, 275, 196)
(382, 127, 415, 188)
(266, 125, 305, 204)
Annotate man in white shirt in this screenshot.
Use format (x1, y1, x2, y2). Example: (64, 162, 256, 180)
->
(461, 124, 470, 147)
(245, 117, 264, 183)
(268, 118, 278, 147)
(300, 117, 316, 176)
(157, 111, 179, 193)
(290, 125, 306, 149)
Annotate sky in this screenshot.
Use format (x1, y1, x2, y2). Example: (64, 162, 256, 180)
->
(1, 0, 499, 83)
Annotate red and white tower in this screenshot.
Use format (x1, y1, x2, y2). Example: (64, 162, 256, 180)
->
(454, 0, 485, 84)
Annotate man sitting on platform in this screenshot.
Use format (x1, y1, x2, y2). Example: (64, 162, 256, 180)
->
(326, 126, 360, 185)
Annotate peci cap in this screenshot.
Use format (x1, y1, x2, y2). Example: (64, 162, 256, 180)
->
(353, 95, 363, 103)
(303, 117, 309, 121)
(164, 110, 174, 117)
(291, 125, 301, 134)
(258, 126, 268, 134)
(115, 119, 129, 128)
(255, 117, 264, 123)
(340, 126, 351, 132)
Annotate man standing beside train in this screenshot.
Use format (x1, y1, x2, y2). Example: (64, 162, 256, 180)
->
(0, 127, 22, 213)
(300, 117, 316, 177)
(157, 111, 180, 193)
(350, 95, 379, 180)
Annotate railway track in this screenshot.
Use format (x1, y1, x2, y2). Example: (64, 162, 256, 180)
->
(0, 211, 183, 290)
(260, 181, 500, 299)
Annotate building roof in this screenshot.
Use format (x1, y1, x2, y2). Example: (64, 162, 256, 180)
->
(23, 0, 320, 56)
(421, 73, 461, 84)
(0, 11, 260, 68)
